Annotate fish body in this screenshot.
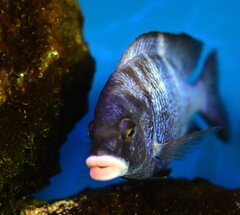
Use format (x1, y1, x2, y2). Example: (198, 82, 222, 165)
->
(86, 32, 228, 181)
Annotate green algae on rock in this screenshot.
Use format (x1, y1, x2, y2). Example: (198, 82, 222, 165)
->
(0, 0, 94, 213)
(22, 178, 240, 214)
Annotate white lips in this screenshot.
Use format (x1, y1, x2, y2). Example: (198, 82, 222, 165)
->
(86, 155, 129, 181)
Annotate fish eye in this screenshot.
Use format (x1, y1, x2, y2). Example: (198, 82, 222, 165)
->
(119, 118, 136, 141)
(121, 128, 135, 141)
(126, 128, 135, 138)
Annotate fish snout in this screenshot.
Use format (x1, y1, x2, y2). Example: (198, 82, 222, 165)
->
(91, 148, 112, 156)
(86, 155, 129, 181)
(90, 139, 118, 156)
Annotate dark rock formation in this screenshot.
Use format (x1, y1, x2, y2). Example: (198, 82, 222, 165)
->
(0, 0, 94, 213)
(22, 178, 240, 215)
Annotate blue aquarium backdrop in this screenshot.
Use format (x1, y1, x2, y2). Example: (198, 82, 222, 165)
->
(36, 0, 240, 200)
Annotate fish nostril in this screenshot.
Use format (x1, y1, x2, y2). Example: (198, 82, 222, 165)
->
(109, 139, 117, 148)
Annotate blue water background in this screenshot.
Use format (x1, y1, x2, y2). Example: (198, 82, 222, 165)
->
(36, 0, 240, 200)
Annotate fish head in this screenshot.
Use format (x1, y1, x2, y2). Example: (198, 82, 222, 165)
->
(86, 113, 155, 181)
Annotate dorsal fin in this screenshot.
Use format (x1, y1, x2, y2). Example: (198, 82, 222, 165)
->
(118, 32, 203, 79)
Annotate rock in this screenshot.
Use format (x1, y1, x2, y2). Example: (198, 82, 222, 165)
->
(22, 178, 240, 214)
(0, 0, 94, 213)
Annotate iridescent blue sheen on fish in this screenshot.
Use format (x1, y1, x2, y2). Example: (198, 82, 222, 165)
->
(86, 32, 229, 181)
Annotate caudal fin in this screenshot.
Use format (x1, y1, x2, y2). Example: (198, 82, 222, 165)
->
(198, 51, 229, 142)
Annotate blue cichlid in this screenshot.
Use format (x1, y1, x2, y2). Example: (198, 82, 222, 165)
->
(86, 32, 229, 181)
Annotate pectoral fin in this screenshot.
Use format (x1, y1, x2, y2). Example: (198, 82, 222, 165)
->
(153, 127, 220, 161)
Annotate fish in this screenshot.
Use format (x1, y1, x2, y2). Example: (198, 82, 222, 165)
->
(86, 32, 229, 181)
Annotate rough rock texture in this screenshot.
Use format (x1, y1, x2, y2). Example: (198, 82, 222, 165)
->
(0, 0, 94, 213)
(22, 178, 240, 215)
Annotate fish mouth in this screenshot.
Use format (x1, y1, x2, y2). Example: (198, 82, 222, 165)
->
(86, 155, 129, 181)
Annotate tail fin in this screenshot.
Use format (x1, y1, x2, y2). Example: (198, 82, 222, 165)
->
(197, 51, 229, 142)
